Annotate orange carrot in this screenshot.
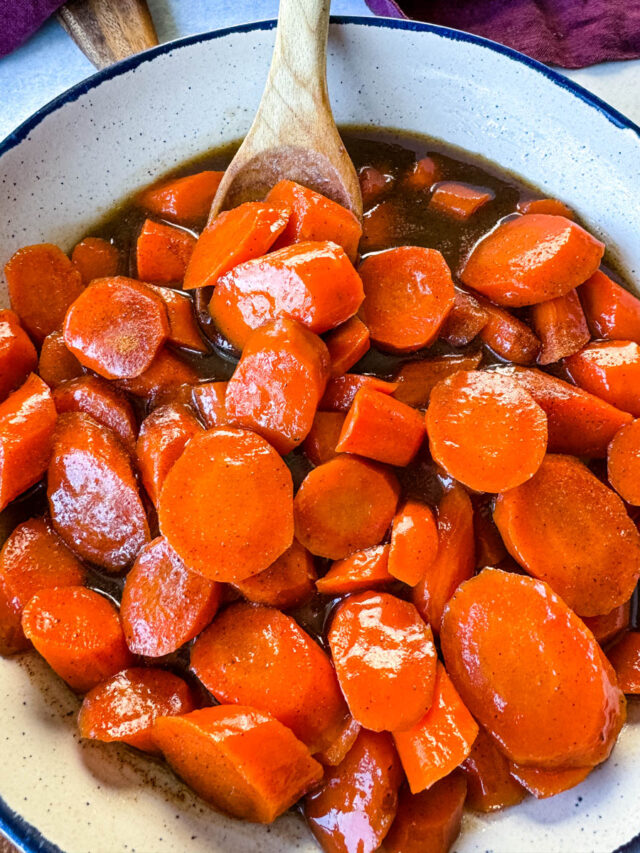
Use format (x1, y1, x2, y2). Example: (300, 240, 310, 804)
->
(358, 165, 393, 207)
(320, 373, 398, 412)
(509, 764, 591, 799)
(582, 601, 630, 647)
(190, 381, 231, 429)
(388, 499, 438, 586)
(5, 243, 84, 342)
(360, 198, 401, 252)
(0, 374, 57, 512)
(472, 493, 508, 568)
(48, 412, 150, 571)
(607, 418, 640, 505)
(393, 352, 482, 408)
(71, 237, 120, 285)
(116, 348, 198, 400)
(402, 156, 440, 191)
(53, 375, 137, 454)
(0, 309, 37, 400)
(38, 330, 83, 388)
(565, 340, 640, 416)
(606, 631, 640, 693)
(315, 715, 361, 767)
(439, 288, 489, 347)
(136, 170, 224, 224)
(302, 411, 345, 466)
(530, 288, 590, 364)
(294, 455, 400, 559)
(461, 214, 604, 307)
(158, 428, 294, 581)
(191, 602, 347, 752)
(145, 284, 207, 352)
(517, 198, 575, 218)
(461, 729, 525, 812)
(22, 586, 132, 692)
(358, 246, 455, 352)
(477, 296, 541, 363)
(183, 202, 289, 290)
(316, 544, 393, 596)
(233, 540, 316, 609)
(120, 536, 220, 656)
(580, 270, 640, 343)
(324, 316, 370, 376)
(78, 668, 195, 753)
(429, 182, 494, 220)
(136, 219, 196, 284)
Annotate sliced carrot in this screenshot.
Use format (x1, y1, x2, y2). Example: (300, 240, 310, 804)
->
(472, 493, 507, 568)
(565, 340, 640, 416)
(439, 288, 489, 347)
(358, 246, 455, 352)
(441, 568, 626, 768)
(120, 536, 220, 656)
(0, 517, 85, 656)
(580, 270, 640, 343)
(182, 202, 289, 290)
(427, 370, 548, 492)
(320, 373, 398, 413)
(461, 729, 525, 812)
(411, 483, 475, 632)
(78, 668, 195, 753)
(388, 499, 438, 586)
(209, 240, 364, 351)
(233, 540, 316, 609)
(22, 586, 132, 692)
(403, 156, 440, 191)
(461, 214, 604, 307)
(294, 455, 400, 559)
(583, 601, 630, 647)
(429, 182, 494, 220)
(358, 165, 393, 207)
(384, 772, 467, 853)
(136, 170, 224, 224)
(145, 284, 207, 352)
(71, 237, 120, 285)
(607, 631, 640, 693)
(509, 763, 591, 799)
(607, 418, 640, 505)
(53, 375, 137, 454)
(0, 309, 37, 400)
(316, 544, 393, 596)
(154, 705, 323, 823)
(393, 662, 478, 793)
(191, 602, 347, 752)
(393, 352, 482, 408)
(336, 386, 425, 466)
(360, 198, 400, 252)
(329, 591, 437, 732)
(226, 317, 330, 455)
(495, 454, 640, 616)
(0, 374, 57, 512)
(324, 316, 370, 377)
(190, 381, 231, 429)
(315, 715, 361, 767)
(266, 179, 362, 262)
(477, 297, 541, 363)
(136, 219, 196, 284)
(158, 428, 294, 581)
(302, 411, 345, 466)
(38, 330, 83, 388)
(5, 243, 84, 342)
(116, 347, 198, 401)
(48, 412, 150, 571)
(517, 198, 575, 218)
(304, 729, 402, 853)
(530, 288, 590, 364)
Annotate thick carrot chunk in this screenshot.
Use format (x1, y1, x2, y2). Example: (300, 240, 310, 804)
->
(580, 270, 640, 342)
(320, 373, 398, 412)
(429, 182, 494, 220)
(38, 330, 83, 388)
(22, 586, 132, 692)
(565, 340, 640, 416)
(303, 411, 345, 466)
(324, 316, 370, 376)
(461, 729, 525, 812)
(360, 198, 400, 252)
(607, 632, 640, 693)
(154, 705, 323, 823)
(190, 381, 231, 428)
(517, 197, 575, 218)
(315, 715, 361, 767)
(583, 601, 630, 647)
(509, 763, 590, 799)
(116, 348, 198, 400)
(137, 170, 224, 224)
(607, 418, 640, 505)
(71, 237, 120, 285)
(233, 540, 316, 609)
(53, 375, 137, 454)
(136, 219, 196, 284)
(477, 296, 541, 363)
(393, 352, 482, 408)
(316, 544, 393, 596)
(439, 288, 489, 346)
(531, 288, 590, 364)
(388, 499, 438, 586)
(403, 156, 440, 191)
(461, 214, 604, 307)
(358, 165, 393, 207)
(146, 284, 207, 352)
(0, 309, 37, 400)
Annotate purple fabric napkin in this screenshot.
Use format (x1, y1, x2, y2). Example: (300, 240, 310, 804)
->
(0, 0, 64, 57)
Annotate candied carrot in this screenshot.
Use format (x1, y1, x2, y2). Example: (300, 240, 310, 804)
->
(388, 500, 438, 586)
(0, 309, 37, 400)
(71, 237, 120, 285)
(392, 352, 482, 408)
(583, 601, 630, 647)
(358, 165, 393, 207)
(530, 288, 590, 364)
(38, 330, 83, 388)
(316, 544, 393, 596)
(477, 296, 541, 363)
(191, 381, 231, 429)
(320, 373, 398, 412)
(439, 288, 489, 346)
(302, 411, 345, 466)
(461, 729, 525, 812)
(136, 170, 224, 224)
(607, 632, 640, 693)
(517, 198, 575, 218)
(509, 764, 591, 799)
(233, 540, 316, 609)
(315, 715, 361, 767)
(136, 219, 196, 284)
(146, 284, 207, 352)
(360, 198, 401, 252)
(116, 348, 198, 401)
(53, 375, 137, 454)
(580, 270, 640, 343)
(324, 316, 370, 376)
(402, 156, 440, 191)
(429, 182, 494, 220)
(607, 418, 640, 505)
(565, 340, 640, 416)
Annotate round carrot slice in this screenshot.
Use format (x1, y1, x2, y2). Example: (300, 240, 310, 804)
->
(38, 330, 83, 388)
(63, 276, 169, 379)
(294, 455, 400, 559)
(461, 729, 525, 813)
(328, 591, 437, 732)
(358, 246, 455, 352)
(564, 340, 640, 416)
(441, 568, 625, 769)
(71, 237, 120, 285)
(493, 454, 640, 616)
(426, 370, 548, 492)
(158, 428, 294, 582)
(232, 539, 316, 609)
(608, 418, 640, 505)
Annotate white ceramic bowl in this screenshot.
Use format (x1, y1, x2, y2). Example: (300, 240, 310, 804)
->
(1, 17, 639, 853)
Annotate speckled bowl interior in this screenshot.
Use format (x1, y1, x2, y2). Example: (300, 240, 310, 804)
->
(1, 17, 639, 853)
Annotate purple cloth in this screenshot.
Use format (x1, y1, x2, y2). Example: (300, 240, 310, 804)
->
(0, 0, 64, 57)
(366, 0, 640, 69)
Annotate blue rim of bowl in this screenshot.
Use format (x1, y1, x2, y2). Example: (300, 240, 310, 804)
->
(1, 15, 639, 853)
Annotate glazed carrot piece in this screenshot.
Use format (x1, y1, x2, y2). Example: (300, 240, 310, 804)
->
(53, 375, 137, 454)
(136, 403, 202, 505)
(580, 270, 640, 342)
(5, 243, 84, 342)
(191, 602, 347, 752)
(358, 247, 455, 352)
(411, 483, 475, 632)
(429, 182, 494, 220)
(266, 179, 363, 261)
(403, 156, 440, 191)
(360, 198, 401, 252)
(439, 288, 489, 346)
(183, 202, 289, 290)
(517, 197, 575, 218)
(136, 219, 196, 284)
(384, 772, 467, 853)
(0, 309, 37, 400)
(191, 381, 231, 428)
(233, 540, 316, 609)
(494, 454, 640, 616)
(477, 297, 541, 363)
(461, 729, 525, 812)
(329, 591, 437, 732)
(302, 411, 345, 466)
(209, 241, 365, 351)
(0, 517, 85, 656)
(393, 352, 482, 408)
(509, 764, 591, 799)
(607, 418, 640, 505)
(325, 316, 370, 376)
(320, 373, 398, 412)
(22, 586, 132, 692)
(146, 284, 207, 352)
(530, 288, 590, 364)
(158, 428, 294, 581)
(63, 276, 169, 379)
(116, 348, 198, 400)
(294, 455, 400, 559)
(38, 330, 83, 388)
(336, 386, 425, 466)
(393, 662, 478, 793)
(583, 601, 630, 647)
(120, 536, 221, 656)
(427, 370, 548, 493)
(71, 237, 120, 285)
(48, 412, 150, 570)
(316, 544, 393, 596)
(304, 729, 402, 853)
(0, 374, 57, 512)
(472, 494, 507, 568)
(315, 715, 361, 767)
(136, 170, 224, 224)
(78, 668, 196, 753)
(441, 568, 626, 768)
(388, 500, 438, 586)
(461, 214, 604, 307)
(607, 632, 640, 693)
(565, 340, 640, 416)
(358, 165, 393, 207)
(154, 705, 322, 823)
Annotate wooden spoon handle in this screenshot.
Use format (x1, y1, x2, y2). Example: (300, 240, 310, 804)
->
(57, 0, 158, 69)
